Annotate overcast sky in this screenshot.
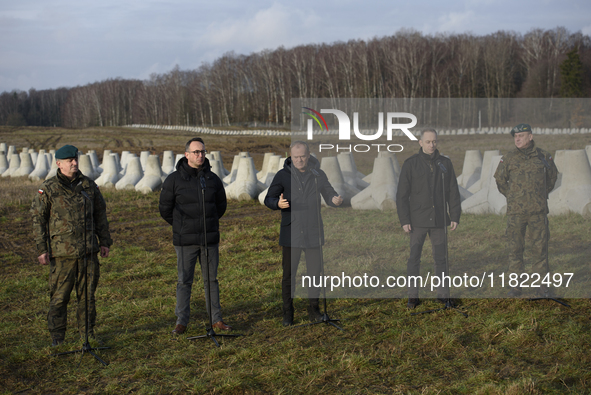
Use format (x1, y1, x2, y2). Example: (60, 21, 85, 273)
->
(1, 0, 590, 93)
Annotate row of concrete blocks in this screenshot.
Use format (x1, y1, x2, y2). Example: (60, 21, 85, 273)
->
(2, 140, 590, 215)
(127, 124, 591, 137)
(127, 125, 291, 136)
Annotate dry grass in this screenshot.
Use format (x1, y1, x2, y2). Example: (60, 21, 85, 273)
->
(1, 127, 590, 394)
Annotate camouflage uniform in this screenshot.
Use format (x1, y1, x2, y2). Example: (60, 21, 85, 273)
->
(494, 141, 558, 278)
(30, 169, 112, 340)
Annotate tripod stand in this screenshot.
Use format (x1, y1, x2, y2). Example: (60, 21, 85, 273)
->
(412, 165, 467, 318)
(53, 187, 111, 366)
(187, 176, 241, 346)
(527, 157, 570, 308)
(292, 169, 343, 331)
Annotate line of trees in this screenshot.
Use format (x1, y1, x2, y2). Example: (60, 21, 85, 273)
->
(1, 27, 590, 129)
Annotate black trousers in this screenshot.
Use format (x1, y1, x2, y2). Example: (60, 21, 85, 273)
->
(282, 246, 321, 308)
(407, 227, 447, 298)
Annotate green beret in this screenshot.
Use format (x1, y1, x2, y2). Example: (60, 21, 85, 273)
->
(55, 145, 79, 159)
(510, 123, 532, 136)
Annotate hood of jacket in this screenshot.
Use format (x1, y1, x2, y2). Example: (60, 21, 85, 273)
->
(176, 156, 212, 179)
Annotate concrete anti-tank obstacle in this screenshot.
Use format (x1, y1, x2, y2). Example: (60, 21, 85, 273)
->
(337, 152, 369, 190)
(209, 159, 226, 183)
(320, 156, 359, 206)
(161, 150, 175, 175)
(78, 154, 99, 180)
(457, 150, 482, 189)
(223, 152, 250, 184)
(0, 152, 8, 174)
(548, 149, 591, 216)
(87, 150, 102, 175)
(139, 151, 150, 171)
(362, 152, 401, 184)
(135, 155, 163, 194)
(225, 157, 266, 201)
(28, 152, 50, 181)
(174, 154, 184, 168)
(46, 157, 58, 179)
(116, 156, 143, 190)
(95, 154, 120, 187)
(0, 143, 7, 154)
(12, 152, 34, 177)
(257, 153, 275, 180)
(585, 145, 591, 167)
(258, 157, 286, 205)
(258, 154, 281, 186)
(467, 150, 501, 193)
(351, 156, 397, 210)
(3, 154, 20, 177)
(30, 151, 38, 167)
(461, 155, 506, 214)
(209, 151, 229, 176)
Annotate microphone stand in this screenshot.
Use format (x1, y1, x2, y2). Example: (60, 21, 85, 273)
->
(528, 160, 570, 308)
(53, 186, 111, 366)
(413, 164, 467, 318)
(187, 176, 242, 346)
(292, 169, 343, 331)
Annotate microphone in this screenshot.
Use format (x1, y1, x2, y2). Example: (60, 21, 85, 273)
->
(437, 161, 447, 174)
(310, 168, 320, 177)
(200, 176, 206, 190)
(75, 181, 90, 199)
(537, 151, 550, 169)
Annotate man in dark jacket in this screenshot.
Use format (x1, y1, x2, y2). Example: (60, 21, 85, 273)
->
(159, 137, 230, 335)
(31, 144, 112, 346)
(265, 141, 343, 326)
(494, 123, 558, 297)
(396, 129, 461, 309)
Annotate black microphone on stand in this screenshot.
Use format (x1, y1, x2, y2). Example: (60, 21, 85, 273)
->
(437, 161, 447, 174)
(310, 168, 320, 177)
(200, 176, 206, 190)
(537, 151, 550, 169)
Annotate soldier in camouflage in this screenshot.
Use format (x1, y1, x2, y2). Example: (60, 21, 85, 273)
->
(30, 145, 112, 346)
(493, 124, 558, 297)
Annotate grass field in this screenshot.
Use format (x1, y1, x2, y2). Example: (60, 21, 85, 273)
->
(1, 126, 590, 394)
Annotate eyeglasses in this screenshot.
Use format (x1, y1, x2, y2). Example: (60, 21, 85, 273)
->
(187, 150, 207, 156)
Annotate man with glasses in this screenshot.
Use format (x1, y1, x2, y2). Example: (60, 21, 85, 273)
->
(159, 137, 231, 335)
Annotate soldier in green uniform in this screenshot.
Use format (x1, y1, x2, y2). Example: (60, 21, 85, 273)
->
(494, 124, 558, 297)
(30, 145, 112, 346)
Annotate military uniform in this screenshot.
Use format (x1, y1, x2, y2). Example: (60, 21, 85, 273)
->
(494, 140, 558, 282)
(31, 168, 112, 341)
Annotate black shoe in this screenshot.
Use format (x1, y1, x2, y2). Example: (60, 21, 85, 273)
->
(282, 309, 294, 327)
(407, 298, 420, 309)
(51, 337, 64, 347)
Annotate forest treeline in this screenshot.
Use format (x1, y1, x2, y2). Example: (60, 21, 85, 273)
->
(1, 28, 590, 129)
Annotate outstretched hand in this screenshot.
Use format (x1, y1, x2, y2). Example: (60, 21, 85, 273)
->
(332, 195, 344, 206)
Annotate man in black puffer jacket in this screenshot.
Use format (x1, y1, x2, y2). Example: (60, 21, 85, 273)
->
(159, 137, 230, 335)
(396, 129, 461, 309)
(265, 141, 343, 326)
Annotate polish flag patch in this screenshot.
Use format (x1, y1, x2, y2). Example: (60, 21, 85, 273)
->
(38, 189, 44, 194)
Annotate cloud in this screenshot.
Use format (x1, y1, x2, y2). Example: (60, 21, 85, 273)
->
(436, 10, 476, 34)
(582, 24, 591, 36)
(195, 2, 321, 55)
